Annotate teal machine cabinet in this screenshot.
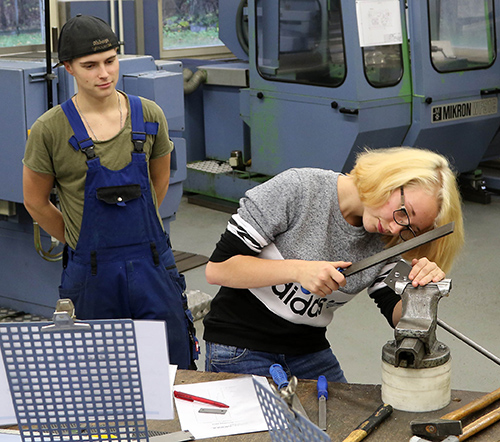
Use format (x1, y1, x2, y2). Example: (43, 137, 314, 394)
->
(184, 0, 500, 203)
(0, 56, 186, 317)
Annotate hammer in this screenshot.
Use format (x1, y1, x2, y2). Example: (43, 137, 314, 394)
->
(411, 386, 500, 441)
(342, 403, 393, 442)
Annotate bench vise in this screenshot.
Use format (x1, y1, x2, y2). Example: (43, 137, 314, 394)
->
(382, 261, 451, 370)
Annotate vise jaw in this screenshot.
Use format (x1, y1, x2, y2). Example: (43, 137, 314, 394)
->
(382, 261, 451, 369)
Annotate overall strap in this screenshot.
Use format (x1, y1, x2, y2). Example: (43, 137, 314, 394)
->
(61, 98, 96, 160)
(128, 94, 159, 153)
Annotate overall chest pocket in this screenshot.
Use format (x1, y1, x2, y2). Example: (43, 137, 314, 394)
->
(96, 184, 142, 207)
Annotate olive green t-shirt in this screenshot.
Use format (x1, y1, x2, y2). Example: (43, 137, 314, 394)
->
(23, 93, 174, 249)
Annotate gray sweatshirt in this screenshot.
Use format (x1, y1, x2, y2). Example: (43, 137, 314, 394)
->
(204, 168, 397, 353)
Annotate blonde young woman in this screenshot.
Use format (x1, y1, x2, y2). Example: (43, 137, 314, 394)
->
(203, 147, 464, 382)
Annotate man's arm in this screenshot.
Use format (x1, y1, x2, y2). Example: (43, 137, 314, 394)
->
(22, 165, 65, 243)
(149, 153, 171, 206)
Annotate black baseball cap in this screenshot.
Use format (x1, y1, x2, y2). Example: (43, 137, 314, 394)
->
(55, 14, 119, 66)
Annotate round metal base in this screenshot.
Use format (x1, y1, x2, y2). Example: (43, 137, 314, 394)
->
(382, 339, 451, 369)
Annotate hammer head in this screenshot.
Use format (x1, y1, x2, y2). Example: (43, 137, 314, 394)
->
(411, 419, 462, 440)
(410, 437, 459, 442)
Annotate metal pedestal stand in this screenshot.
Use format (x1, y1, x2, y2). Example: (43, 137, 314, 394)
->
(253, 378, 331, 442)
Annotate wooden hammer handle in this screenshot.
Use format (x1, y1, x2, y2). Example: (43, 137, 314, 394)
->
(458, 405, 500, 441)
(342, 404, 393, 442)
(441, 386, 500, 421)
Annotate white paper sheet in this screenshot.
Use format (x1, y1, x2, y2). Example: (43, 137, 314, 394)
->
(134, 320, 174, 420)
(0, 319, 174, 424)
(0, 434, 22, 442)
(174, 376, 271, 440)
(0, 356, 16, 425)
(356, 0, 403, 47)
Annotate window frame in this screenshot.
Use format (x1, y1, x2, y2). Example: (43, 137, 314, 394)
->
(0, 0, 58, 56)
(427, 0, 497, 74)
(254, 0, 348, 89)
(361, 44, 405, 88)
(158, 0, 234, 60)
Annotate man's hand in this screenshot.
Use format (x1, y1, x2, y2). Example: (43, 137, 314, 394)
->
(23, 166, 65, 243)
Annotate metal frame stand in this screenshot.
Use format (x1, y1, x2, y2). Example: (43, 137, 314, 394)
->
(0, 313, 148, 442)
(253, 378, 331, 442)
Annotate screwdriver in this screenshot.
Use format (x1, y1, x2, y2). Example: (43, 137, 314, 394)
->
(317, 375, 328, 431)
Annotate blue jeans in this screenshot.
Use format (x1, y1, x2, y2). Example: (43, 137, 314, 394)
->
(205, 342, 347, 383)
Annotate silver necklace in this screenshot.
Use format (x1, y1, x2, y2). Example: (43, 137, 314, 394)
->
(74, 91, 123, 141)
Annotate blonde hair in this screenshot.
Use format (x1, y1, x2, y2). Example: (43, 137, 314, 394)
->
(349, 147, 464, 273)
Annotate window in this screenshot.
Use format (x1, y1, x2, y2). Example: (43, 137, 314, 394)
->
(428, 0, 496, 73)
(362, 44, 403, 87)
(0, 0, 44, 53)
(256, 0, 346, 88)
(161, 0, 232, 59)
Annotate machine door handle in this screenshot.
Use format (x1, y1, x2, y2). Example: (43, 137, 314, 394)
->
(339, 107, 359, 115)
(29, 72, 57, 83)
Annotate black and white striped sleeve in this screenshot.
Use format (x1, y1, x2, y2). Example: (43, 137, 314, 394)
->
(209, 214, 270, 263)
(367, 261, 402, 328)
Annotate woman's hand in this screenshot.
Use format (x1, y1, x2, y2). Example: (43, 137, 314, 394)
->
(299, 261, 352, 297)
(206, 256, 351, 297)
(409, 257, 446, 287)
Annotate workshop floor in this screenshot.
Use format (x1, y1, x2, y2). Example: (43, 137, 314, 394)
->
(170, 192, 500, 394)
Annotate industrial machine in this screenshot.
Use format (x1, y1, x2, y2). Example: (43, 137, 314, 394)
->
(183, 0, 500, 203)
(1, 0, 500, 316)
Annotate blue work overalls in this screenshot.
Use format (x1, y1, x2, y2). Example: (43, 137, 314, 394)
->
(59, 94, 198, 369)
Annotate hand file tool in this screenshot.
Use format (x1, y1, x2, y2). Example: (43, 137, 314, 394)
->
(269, 364, 310, 420)
(317, 375, 328, 431)
(341, 221, 454, 277)
(302, 222, 454, 293)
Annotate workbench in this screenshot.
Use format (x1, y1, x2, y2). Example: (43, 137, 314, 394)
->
(147, 370, 500, 442)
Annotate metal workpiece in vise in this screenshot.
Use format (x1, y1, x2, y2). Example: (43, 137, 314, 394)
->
(382, 261, 452, 370)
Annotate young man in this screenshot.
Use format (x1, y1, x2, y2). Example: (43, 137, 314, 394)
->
(23, 14, 197, 369)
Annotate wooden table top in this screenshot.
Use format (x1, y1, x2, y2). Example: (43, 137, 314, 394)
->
(147, 370, 500, 442)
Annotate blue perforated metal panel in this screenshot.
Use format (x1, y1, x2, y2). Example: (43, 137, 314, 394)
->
(0, 319, 148, 442)
(253, 379, 331, 442)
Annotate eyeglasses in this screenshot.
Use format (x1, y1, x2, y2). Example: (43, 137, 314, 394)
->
(393, 187, 417, 241)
